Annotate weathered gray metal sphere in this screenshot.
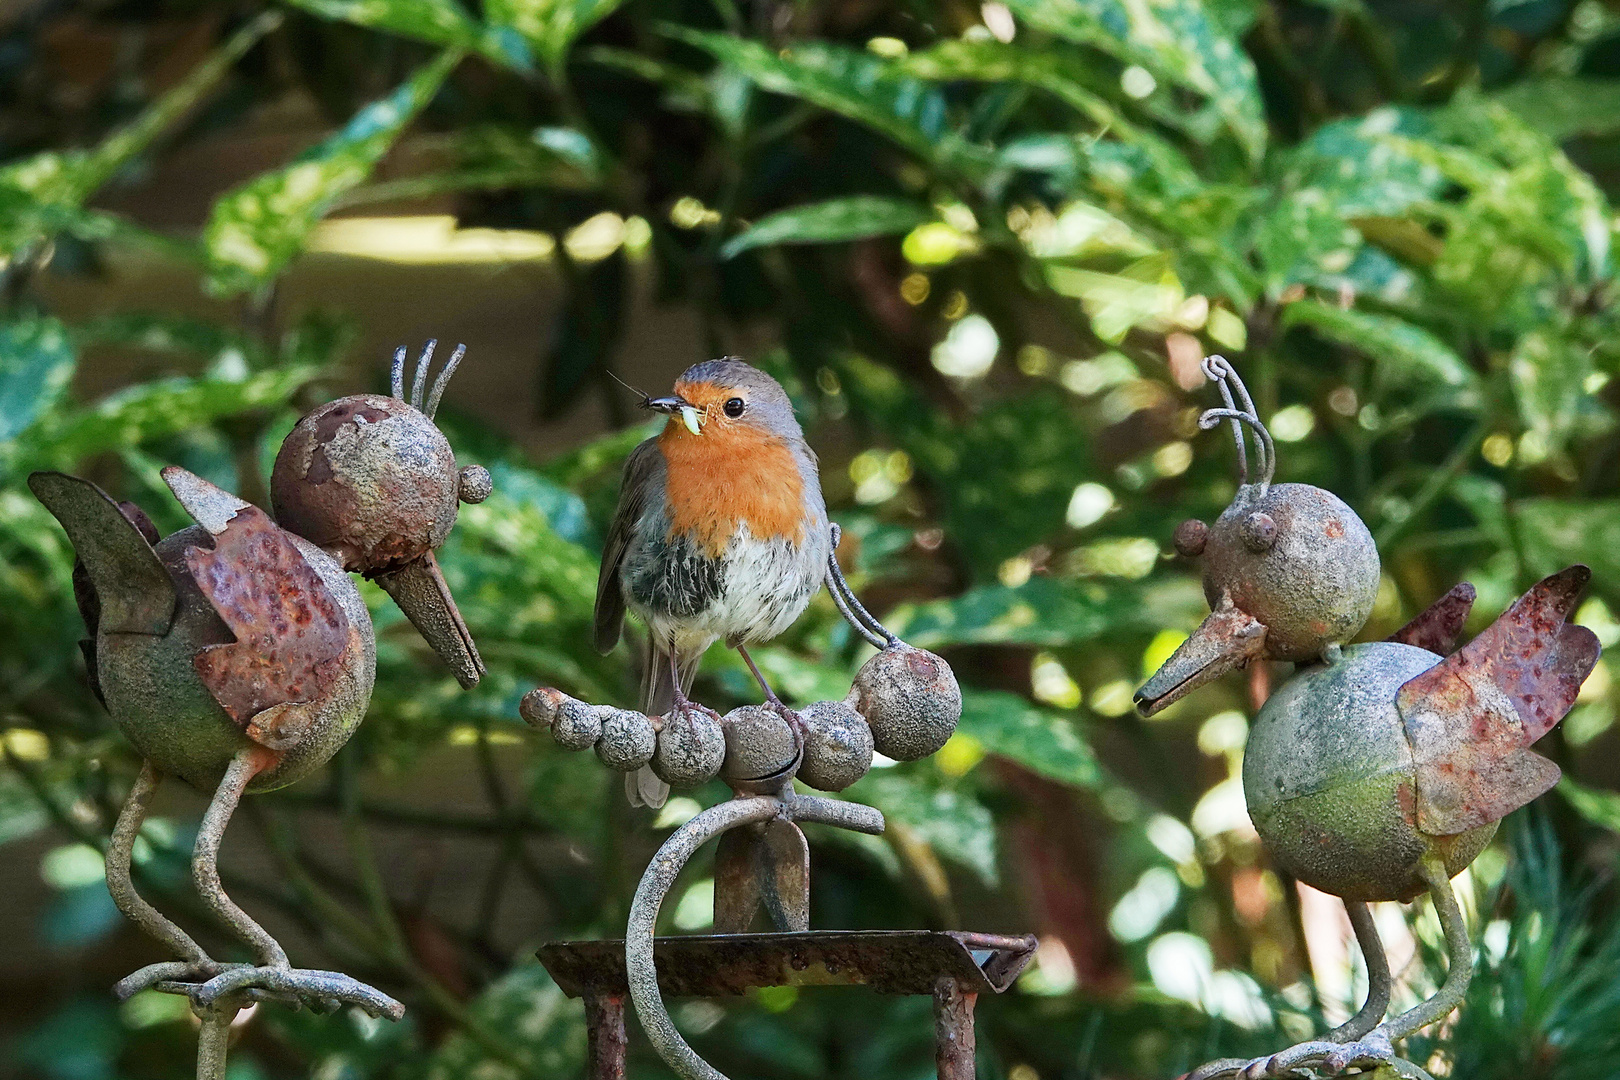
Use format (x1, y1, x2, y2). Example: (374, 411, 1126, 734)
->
(596, 708, 657, 771)
(796, 699, 874, 792)
(1245, 642, 1496, 902)
(271, 395, 460, 575)
(851, 645, 961, 761)
(1204, 483, 1380, 662)
(651, 704, 726, 788)
(99, 526, 374, 794)
(719, 705, 798, 782)
(551, 697, 606, 751)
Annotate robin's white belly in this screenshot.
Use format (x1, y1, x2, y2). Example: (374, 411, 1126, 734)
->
(634, 523, 827, 654)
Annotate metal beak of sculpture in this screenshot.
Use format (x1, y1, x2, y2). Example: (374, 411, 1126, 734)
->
(373, 550, 483, 689)
(1135, 596, 1267, 716)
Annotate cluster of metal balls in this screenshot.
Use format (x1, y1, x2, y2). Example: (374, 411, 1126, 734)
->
(520, 640, 961, 793)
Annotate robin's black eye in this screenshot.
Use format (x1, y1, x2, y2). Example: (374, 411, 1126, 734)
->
(723, 397, 745, 418)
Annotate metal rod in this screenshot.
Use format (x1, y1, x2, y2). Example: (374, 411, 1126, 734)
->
(585, 993, 628, 1080)
(825, 524, 898, 649)
(423, 343, 466, 420)
(390, 346, 407, 400)
(193, 1004, 238, 1080)
(932, 978, 977, 1080)
(410, 340, 437, 408)
(1385, 859, 1472, 1038)
(625, 792, 885, 1080)
(108, 762, 212, 965)
(194, 750, 288, 968)
(1326, 900, 1391, 1042)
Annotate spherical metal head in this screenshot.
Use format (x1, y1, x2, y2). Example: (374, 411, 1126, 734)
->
(1204, 482, 1380, 661)
(270, 346, 491, 689)
(271, 394, 461, 575)
(1136, 357, 1380, 715)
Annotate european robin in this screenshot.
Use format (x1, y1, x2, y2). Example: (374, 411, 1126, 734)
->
(595, 358, 830, 807)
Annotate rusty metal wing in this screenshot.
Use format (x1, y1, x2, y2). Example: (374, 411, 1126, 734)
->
(172, 478, 353, 750)
(1396, 566, 1599, 836)
(1387, 582, 1475, 656)
(28, 472, 176, 636)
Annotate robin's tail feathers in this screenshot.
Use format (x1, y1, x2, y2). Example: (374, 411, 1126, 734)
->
(627, 639, 705, 809)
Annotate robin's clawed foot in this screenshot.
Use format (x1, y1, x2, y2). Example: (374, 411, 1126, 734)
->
(1188, 1029, 1433, 1080)
(130, 964, 404, 1021)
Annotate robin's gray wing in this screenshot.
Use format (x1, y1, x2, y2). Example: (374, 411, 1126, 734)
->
(29, 472, 175, 636)
(163, 468, 354, 750)
(1386, 582, 1475, 656)
(595, 437, 664, 655)
(1396, 566, 1598, 836)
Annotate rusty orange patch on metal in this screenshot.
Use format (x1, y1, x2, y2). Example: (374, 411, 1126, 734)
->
(659, 380, 805, 557)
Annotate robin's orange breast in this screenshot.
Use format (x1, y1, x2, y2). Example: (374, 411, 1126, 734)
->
(658, 421, 806, 559)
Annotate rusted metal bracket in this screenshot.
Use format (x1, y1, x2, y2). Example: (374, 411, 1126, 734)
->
(540, 930, 1036, 1079)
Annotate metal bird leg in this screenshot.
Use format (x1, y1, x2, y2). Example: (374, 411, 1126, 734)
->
(113, 748, 403, 1080)
(107, 764, 220, 986)
(194, 750, 288, 968)
(1325, 901, 1391, 1044)
(1189, 858, 1468, 1080)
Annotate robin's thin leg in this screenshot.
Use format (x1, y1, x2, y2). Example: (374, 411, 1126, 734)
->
(667, 646, 691, 710)
(737, 645, 782, 706)
(108, 762, 227, 1000)
(737, 645, 806, 750)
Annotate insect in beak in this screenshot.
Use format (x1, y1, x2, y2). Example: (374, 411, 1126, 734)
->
(644, 395, 706, 435)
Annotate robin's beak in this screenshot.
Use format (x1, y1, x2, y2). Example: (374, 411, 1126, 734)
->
(373, 550, 484, 689)
(645, 395, 705, 435)
(1134, 596, 1267, 716)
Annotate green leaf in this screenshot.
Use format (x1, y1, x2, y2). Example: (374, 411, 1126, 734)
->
(1558, 777, 1620, 834)
(422, 961, 584, 1078)
(1510, 331, 1601, 458)
(902, 40, 1201, 191)
(666, 30, 991, 178)
(1278, 109, 1443, 219)
(1493, 77, 1620, 143)
(848, 771, 999, 886)
(0, 13, 279, 256)
(1000, 0, 1266, 161)
(21, 366, 318, 472)
(1044, 260, 1185, 343)
(1514, 499, 1620, 587)
(202, 51, 460, 296)
(488, 0, 628, 77)
(0, 315, 76, 446)
(0, 767, 49, 847)
(1280, 300, 1479, 397)
(282, 0, 529, 68)
(721, 196, 932, 259)
(958, 690, 1104, 789)
(891, 577, 1149, 650)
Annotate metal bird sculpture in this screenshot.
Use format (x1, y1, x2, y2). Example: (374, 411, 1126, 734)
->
(1137, 356, 1599, 1080)
(29, 342, 489, 1078)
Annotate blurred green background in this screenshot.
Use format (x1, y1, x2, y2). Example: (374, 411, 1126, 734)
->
(7, 1, 1620, 1077)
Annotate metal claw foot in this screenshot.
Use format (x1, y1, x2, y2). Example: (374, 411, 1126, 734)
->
(1188, 1028, 1435, 1080)
(114, 960, 230, 1001)
(185, 966, 405, 1021)
(128, 963, 403, 1021)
